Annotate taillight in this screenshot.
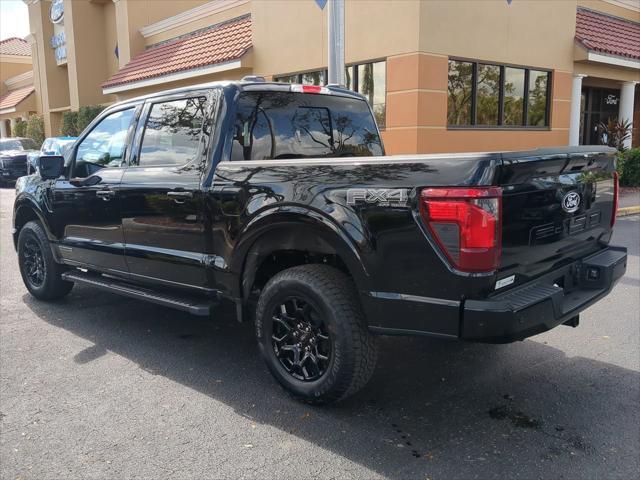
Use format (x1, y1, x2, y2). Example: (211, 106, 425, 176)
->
(419, 187, 502, 273)
(290, 84, 331, 94)
(611, 171, 619, 228)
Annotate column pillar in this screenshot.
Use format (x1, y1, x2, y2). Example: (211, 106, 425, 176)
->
(9, 118, 17, 137)
(569, 74, 587, 146)
(619, 81, 637, 150)
(0, 120, 8, 138)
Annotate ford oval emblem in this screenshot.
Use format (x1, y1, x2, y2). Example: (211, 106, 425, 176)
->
(562, 191, 581, 213)
(50, 0, 64, 24)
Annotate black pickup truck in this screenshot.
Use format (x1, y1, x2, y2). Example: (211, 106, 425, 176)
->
(13, 79, 627, 404)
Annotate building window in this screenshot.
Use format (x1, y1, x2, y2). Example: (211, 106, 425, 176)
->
(354, 61, 386, 129)
(274, 60, 387, 129)
(447, 60, 473, 126)
(275, 70, 326, 86)
(503, 67, 525, 126)
(447, 59, 551, 128)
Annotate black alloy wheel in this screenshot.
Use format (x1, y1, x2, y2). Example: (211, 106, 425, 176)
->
(22, 237, 46, 288)
(271, 297, 332, 382)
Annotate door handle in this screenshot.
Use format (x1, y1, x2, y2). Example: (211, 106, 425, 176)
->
(96, 189, 115, 201)
(167, 190, 193, 203)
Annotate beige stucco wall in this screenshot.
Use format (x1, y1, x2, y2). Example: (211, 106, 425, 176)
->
(575, 61, 640, 83)
(578, 0, 640, 21)
(0, 60, 31, 96)
(114, 0, 210, 67)
(143, 1, 251, 46)
(251, 0, 421, 77)
(419, 0, 577, 72)
(64, 0, 111, 109)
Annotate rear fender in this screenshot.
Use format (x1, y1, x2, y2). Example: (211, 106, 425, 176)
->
(233, 206, 370, 299)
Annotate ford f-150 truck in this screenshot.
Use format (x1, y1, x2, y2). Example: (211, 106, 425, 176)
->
(13, 79, 627, 404)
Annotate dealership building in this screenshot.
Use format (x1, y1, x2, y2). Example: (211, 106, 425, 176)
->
(9, 0, 640, 153)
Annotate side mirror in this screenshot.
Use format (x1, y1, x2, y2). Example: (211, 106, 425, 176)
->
(38, 155, 65, 180)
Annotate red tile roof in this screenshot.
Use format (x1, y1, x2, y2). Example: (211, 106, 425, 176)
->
(0, 37, 31, 57)
(0, 85, 35, 111)
(103, 15, 252, 89)
(576, 8, 640, 60)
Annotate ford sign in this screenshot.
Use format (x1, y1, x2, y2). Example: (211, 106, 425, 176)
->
(562, 191, 581, 213)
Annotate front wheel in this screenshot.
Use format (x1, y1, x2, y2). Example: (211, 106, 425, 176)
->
(18, 220, 73, 301)
(255, 264, 377, 404)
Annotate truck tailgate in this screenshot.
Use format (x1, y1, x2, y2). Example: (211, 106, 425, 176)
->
(497, 146, 618, 288)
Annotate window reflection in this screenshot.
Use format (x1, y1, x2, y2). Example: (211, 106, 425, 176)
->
(357, 61, 386, 129)
(528, 70, 549, 127)
(75, 108, 134, 174)
(447, 60, 473, 126)
(276, 61, 387, 129)
(503, 67, 525, 126)
(139, 97, 207, 167)
(447, 59, 550, 128)
(476, 64, 500, 126)
(231, 92, 383, 161)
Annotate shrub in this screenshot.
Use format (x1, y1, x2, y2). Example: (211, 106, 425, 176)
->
(13, 118, 27, 137)
(25, 114, 45, 146)
(61, 111, 79, 136)
(598, 118, 632, 152)
(617, 148, 640, 187)
(60, 105, 106, 136)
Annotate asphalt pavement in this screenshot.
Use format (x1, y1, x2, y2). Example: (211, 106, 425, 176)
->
(1, 186, 638, 480)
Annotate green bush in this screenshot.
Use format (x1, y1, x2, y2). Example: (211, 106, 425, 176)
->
(25, 114, 45, 147)
(77, 105, 106, 132)
(617, 148, 640, 187)
(61, 111, 79, 136)
(13, 118, 27, 137)
(60, 104, 106, 136)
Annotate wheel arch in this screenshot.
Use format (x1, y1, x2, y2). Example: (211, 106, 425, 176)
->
(13, 197, 53, 250)
(233, 208, 370, 301)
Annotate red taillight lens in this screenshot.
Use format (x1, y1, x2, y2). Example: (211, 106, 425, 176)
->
(419, 187, 502, 273)
(290, 84, 330, 94)
(611, 171, 619, 228)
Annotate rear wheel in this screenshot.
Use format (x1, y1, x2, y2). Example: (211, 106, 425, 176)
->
(255, 264, 377, 404)
(18, 221, 73, 301)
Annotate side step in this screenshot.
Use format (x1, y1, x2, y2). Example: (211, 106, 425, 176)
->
(61, 270, 213, 316)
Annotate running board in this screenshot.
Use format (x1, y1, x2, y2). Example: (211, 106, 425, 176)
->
(61, 270, 213, 316)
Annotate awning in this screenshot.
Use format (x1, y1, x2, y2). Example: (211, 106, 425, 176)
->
(103, 15, 252, 94)
(575, 8, 640, 69)
(0, 85, 35, 115)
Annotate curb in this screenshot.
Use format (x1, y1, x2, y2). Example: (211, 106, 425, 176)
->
(618, 205, 640, 218)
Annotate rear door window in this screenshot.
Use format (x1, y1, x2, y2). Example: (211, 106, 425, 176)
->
(230, 92, 383, 161)
(138, 96, 207, 167)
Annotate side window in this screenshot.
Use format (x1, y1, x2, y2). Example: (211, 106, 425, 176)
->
(138, 97, 207, 167)
(75, 108, 135, 175)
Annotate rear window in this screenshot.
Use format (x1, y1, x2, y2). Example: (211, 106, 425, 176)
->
(230, 92, 383, 161)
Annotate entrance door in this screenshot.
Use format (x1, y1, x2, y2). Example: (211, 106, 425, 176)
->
(120, 92, 212, 291)
(580, 87, 620, 145)
(51, 106, 138, 274)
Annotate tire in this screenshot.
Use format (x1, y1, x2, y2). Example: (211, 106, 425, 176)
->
(18, 220, 73, 301)
(255, 264, 377, 404)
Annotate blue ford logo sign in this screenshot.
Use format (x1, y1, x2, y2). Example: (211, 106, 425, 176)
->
(50, 0, 64, 24)
(562, 191, 581, 213)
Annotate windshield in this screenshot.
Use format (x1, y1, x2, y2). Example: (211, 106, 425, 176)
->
(0, 140, 22, 152)
(0, 138, 38, 152)
(230, 92, 383, 161)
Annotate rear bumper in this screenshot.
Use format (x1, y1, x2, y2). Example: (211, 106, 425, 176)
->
(462, 246, 627, 342)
